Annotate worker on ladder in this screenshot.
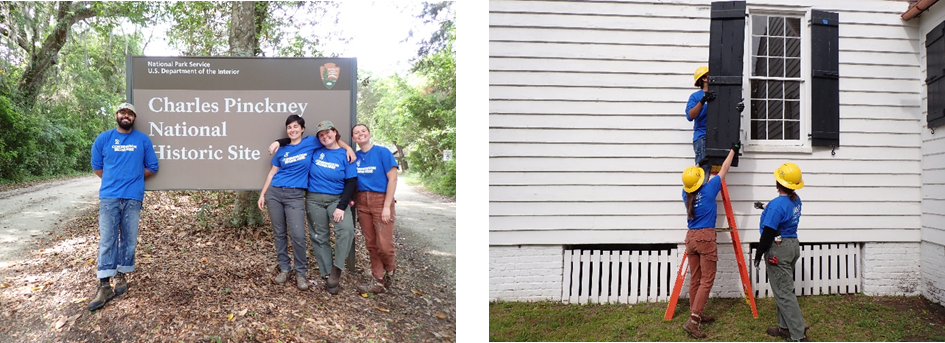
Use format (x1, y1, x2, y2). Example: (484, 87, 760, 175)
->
(679, 144, 739, 339)
(686, 66, 715, 181)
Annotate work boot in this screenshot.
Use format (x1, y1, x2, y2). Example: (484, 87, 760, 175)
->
(327, 266, 341, 295)
(682, 315, 707, 339)
(274, 271, 289, 284)
(383, 270, 396, 289)
(700, 313, 715, 324)
(88, 284, 116, 311)
(296, 274, 309, 291)
(767, 326, 790, 338)
(114, 272, 128, 295)
(357, 279, 386, 295)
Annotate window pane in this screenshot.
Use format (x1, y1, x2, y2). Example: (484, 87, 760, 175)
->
(768, 57, 784, 78)
(768, 100, 783, 120)
(786, 18, 801, 37)
(768, 80, 783, 98)
(785, 120, 800, 139)
(785, 38, 801, 58)
(769, 16, 784, 36)
(751, 80, 766, 99)
(753, 15, 768, 36)
(785, 100, 800, 120)
(751, 100, 766, 120)
(768, 121, 784, 139)
(770, 37, 784, 57)
(785, 58, 801, 78)
(785, 81, 800, 99)
(755, 36, 768, 57)
(753, 56, 767, 77)
(752, 120, 766, 139)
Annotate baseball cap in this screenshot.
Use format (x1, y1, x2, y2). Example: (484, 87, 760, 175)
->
(315, 120, 335, 132)
(116, 102, 136, 115)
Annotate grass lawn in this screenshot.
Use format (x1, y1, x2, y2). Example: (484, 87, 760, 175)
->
(490, 295, 945, 341)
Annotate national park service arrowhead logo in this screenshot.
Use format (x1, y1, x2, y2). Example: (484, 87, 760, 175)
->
(319, 63, 340, 89)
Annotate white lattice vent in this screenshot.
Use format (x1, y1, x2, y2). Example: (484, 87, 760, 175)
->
(749, 243, 861, 298)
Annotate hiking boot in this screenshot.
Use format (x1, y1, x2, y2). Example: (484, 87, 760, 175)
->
(699, 313, 715, 324)
(793, 338, 809, 342)
(114, 272, 128, 295)
(274, 271, 289, 284)
(327, 266, 341, 295)
(88, 284, 116, 311)
(682, 316, 707, 339)
(296, 274, 309, 290)
(383, 270, 396, 289)
(767, 326, 790, 338)
(357, 280, 386, 295)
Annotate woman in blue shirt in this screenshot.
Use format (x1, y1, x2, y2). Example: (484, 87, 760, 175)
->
(754, 163, 808, 342)
(680, 146, 736, 339)
(305, 120, 358, 295)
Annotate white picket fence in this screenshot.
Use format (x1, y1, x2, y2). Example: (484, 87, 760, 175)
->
(561, 248, 677, 304)
(750, 243, 861, 298)
(562, 243, 861, 304)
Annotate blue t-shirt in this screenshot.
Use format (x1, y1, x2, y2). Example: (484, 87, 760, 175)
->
(759, 195, 802, 238)
(355, 145, 399, 192)
(308, 147, 357, 194)
(270, 135, 324, 189)
(91, 129, 159, 201)
(682, 176, 722, 229)
(685, 90, 708, 142)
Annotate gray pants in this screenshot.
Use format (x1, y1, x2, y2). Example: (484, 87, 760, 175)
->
(765, 237, 806, 340)
(265, 187, 307, 276)
(306, 192, 354, 277)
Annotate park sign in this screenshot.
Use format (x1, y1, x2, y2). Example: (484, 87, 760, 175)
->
(127, 56, 357, 190)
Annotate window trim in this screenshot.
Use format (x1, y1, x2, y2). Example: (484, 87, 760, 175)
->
(742, 8, 813, 154)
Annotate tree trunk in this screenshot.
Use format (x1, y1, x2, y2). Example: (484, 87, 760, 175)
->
(226, 1, 266, 227)
(393, 141, 408, 171)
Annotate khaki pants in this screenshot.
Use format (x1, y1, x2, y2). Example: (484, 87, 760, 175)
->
(766, 237, 807, 340)
(356, 191, 396, 281)
(685, 228, 718, 316)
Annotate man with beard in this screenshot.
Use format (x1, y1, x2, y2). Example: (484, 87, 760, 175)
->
(88, 102, 159, 311)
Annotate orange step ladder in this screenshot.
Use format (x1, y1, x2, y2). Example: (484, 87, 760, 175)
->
(664, 178, 758, 320)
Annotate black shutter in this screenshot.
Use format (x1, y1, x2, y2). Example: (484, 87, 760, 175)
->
(706, 1, 746, 167)
(927, 20, 945, 130)
(810, 10, 840, 147)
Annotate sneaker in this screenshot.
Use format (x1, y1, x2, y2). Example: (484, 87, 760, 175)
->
(683, 317, 707, 339)
(114, 272, 128, 295)
(274, 271, 289, 284)
(357, 280, 386, 294)
(88, 284, 116, 311)
(383, 270, 396, 289)
(296, 274, 309, 290)
(327, 266, 341, 295)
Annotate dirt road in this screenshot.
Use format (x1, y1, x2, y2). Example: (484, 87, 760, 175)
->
(0, 175, 455, 279)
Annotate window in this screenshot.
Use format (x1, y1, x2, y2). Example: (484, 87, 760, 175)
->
(749, 15, 804, 142)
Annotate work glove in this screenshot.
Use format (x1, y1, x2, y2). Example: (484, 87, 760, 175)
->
(731, 140, 742, 155)
(700, 91, 716, 104)
(735, 99, 745, 113)
(754, 201, 765, 210)
(752, 258, 760, 272)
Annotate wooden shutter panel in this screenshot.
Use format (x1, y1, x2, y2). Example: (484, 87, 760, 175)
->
(706, 1, 746, 167)
(810, 10, 840, 147)
(927, 20, 945, 130)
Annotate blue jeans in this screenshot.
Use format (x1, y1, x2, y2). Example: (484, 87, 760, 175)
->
(693, 137, 710, 179)
(97, 198, 142, 279)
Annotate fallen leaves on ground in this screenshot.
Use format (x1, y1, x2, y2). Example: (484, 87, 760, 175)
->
(0, 190, 456, 342)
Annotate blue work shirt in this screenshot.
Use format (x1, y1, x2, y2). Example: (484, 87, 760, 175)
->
(270, 135, 324, 189)
(355, 145, 399, 192)
(308, 147, 357, 194)
(685, 90, 708, 142)
(91, 129, 159, 201)
(759, 195, 803, 238)
(682, 176, 722, 229)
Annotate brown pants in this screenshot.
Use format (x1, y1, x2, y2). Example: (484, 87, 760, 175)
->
(685, 228, 718, 316)
(356, 191, 396, 281)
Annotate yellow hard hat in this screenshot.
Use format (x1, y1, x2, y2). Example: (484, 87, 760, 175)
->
(774, 162, 804, 190)
(693, 66, 708, 87)
(682, 166, 705, 193)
